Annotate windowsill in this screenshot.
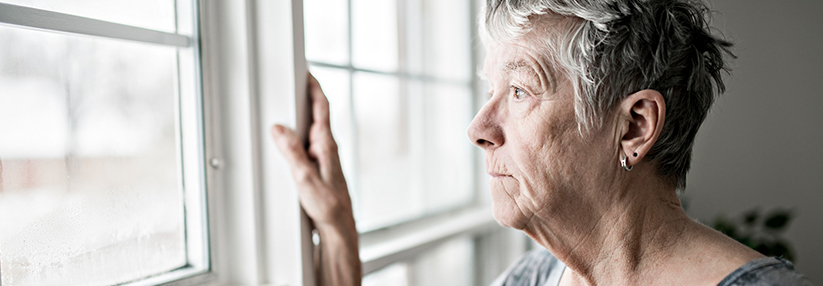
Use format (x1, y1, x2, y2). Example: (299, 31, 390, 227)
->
(359, 206, 500, 274)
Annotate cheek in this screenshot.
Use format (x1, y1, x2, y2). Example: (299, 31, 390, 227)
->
(489, 177, 530, 229)
(507, 104, 580, 208)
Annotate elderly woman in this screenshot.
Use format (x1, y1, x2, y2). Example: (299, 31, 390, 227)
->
(271, 0, 812, 285)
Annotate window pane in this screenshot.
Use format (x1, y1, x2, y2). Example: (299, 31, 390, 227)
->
(363, 263, 410, 286)
(353, 75, 474, 231)
(418, 82, 474, 212)
(0, 25, 184, 286)
(352, 73, 419, 230)
(2, 0, 177, 33)
(363, 237, 474, 286)
(410, 237, 474, 286)
(419, 0, 472, 81)
(304, 0, 349, 65)
(404, 0, 472, 81)
(352, 0, 399, 72)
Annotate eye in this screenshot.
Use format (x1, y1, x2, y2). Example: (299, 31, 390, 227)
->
(513, 86, 527, 100)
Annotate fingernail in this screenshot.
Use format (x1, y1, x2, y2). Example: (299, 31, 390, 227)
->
(273, 125, 284, 135)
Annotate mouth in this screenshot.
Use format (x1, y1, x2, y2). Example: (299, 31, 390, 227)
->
(488, 172, 513, 178)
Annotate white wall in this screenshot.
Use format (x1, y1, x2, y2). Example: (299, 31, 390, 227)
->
(687, 0, 823, 283)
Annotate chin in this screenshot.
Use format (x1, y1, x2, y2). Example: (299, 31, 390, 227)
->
(490, 186, 529, 230)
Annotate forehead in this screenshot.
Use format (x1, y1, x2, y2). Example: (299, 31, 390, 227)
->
(480, 14, 570, 81)
(482, 41, 540, 78)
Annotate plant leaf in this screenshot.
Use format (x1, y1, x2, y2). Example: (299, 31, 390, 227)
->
(764, 210, 792, 231)
(743, 207, 760, 226)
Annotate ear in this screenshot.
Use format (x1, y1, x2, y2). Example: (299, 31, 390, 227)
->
(618, 89, 666, 167)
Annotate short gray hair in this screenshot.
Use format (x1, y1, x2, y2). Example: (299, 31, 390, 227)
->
(482, 0, 733, 189)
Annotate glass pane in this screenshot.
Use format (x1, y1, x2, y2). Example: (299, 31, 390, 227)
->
(363, 263, 410, 286)
(362, 237, 474, 286)
(352, 75, 474, 230)
(410, 237, 474, 286)
(309, 66, 355, 196)
(0, 24, 184, 286)
(2, 0, 177, 33)
(352, 0, 399, 72)
(418, 83, 474, 212)
(304, 0, 349, 65)
(419, 0, 472, 81)
(352, 73, 419, 230)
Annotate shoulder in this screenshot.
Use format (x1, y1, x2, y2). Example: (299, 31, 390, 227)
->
(718, 257, 814, 286)
(490, 248, 566, 286)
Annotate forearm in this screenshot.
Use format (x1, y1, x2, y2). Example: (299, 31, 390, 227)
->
(316, 217, 361, 286)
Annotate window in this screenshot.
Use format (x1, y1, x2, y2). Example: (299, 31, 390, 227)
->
(0, 1, 208, 285)
(0, 1, 530, 285)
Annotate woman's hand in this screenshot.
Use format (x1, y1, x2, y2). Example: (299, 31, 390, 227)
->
(271, 74, 361, 286)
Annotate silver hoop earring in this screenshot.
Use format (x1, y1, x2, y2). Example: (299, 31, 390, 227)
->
(621, 155, 633, 171)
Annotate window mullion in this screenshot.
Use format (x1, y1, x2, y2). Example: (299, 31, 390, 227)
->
(250, 0, 316, 285)
(0, 2, 190, 47)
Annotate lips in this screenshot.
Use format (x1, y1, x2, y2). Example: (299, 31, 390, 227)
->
(488, 172, 513, 178)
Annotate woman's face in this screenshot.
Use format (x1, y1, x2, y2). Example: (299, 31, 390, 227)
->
(468, 39, 616, 230)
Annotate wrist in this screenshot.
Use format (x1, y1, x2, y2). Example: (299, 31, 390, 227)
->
(317, 214, 357, 240)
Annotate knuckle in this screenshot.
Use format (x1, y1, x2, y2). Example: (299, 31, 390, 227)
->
(293, 166, 315, 183)
(314, 141, 337, 158)
(286, 137, 303, 152)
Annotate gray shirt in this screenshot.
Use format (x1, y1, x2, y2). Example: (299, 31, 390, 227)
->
(492, 249, 813, 286)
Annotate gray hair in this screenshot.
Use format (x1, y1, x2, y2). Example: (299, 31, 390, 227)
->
(482, 0, 733, 189)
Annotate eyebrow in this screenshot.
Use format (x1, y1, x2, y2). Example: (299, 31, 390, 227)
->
(477, 60, 533, 81)
(501, 60, 531, 74)
(500, 59, 557, 93)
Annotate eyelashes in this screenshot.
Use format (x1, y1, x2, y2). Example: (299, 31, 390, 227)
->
(486, 85, 531, 100)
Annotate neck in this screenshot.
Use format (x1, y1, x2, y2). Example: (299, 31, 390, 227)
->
(523, 164, 693, 285)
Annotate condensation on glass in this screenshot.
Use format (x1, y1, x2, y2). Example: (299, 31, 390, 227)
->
(304, 0, 475, 231)
(0, 3, 196, 285)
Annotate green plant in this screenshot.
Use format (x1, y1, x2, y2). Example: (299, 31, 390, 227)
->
(712, 207, 796, 262)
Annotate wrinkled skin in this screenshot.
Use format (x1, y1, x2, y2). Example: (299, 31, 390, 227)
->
(468, 38, 617, 233)
(467, 17, 763, 285)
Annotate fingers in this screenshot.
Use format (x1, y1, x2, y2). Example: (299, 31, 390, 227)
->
(306, 73, 345, 181)
(271, 125, 321, 186)
(308, 126, 342, 183)
(308, 73, 331, 127)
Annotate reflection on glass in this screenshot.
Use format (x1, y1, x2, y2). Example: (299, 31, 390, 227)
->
(2, 0, 176, 33)
(352, 0, 399, 72)
(0, 25, 184, 286)
(304, 0, 349, 65)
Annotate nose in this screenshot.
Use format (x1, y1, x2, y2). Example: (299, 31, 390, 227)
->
(467, 97, 504, 150)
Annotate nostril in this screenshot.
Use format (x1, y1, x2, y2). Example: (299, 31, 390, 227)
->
(476, 139, 492, 146)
